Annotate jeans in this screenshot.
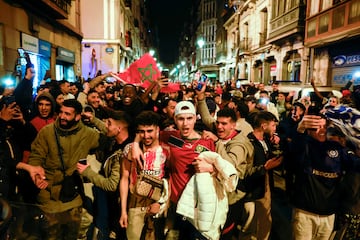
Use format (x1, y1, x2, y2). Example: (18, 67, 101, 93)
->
(87, 186, 109, 240)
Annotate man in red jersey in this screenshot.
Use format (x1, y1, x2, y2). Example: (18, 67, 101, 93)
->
(162, 101, 215, 202)
(162, 101, 216, 239)
(132, 101, 215, 240)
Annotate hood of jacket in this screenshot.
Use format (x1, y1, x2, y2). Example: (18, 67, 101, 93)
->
(35, 92, 56, 118)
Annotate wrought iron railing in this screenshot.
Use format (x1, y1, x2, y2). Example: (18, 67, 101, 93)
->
(239, 38, 252, 52)
(50, 0, 71, 14)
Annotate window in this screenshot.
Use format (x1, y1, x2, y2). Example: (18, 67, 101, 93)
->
(245, 63, 248, 79)
(349, 0, 360, 24)
(285, 0, 292, 11)
(309, 0, 320, 16)
(279, 0, 285, 15)
(307, 19, 316, 37)
(319, 13, 329, 34)
(272, 0, 279, 18)
(56, 63, 75, 82)
(320, 0, 332, 11)
(284, 52, 301, 82)
(332, 6, 345, 29)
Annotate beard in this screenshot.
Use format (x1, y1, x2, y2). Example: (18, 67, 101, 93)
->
(142, 138, 154, 147)
(59, 118, 78, 129)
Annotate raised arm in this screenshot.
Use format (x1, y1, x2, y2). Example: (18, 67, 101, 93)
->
(310, 78, 325, 101)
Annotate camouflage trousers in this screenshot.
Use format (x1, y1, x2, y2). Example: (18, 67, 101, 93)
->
(43, 207, 82, 240)
(8, 204, 82, 240)
(27, 207, 82, 240)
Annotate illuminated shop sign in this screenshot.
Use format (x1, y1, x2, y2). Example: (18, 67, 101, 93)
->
(333, 54, 360, 67)
(21, 33, 39, 53)
(21, 33, 51, 58)
(57, 47, 75, 63)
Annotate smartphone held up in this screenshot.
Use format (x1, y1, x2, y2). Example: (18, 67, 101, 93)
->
(161, 70, 169, 79)
(196, 73, 207, 90)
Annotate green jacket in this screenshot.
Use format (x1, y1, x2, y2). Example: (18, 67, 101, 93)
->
(82, 149, 121, 192)
(29, 119, 100, 213)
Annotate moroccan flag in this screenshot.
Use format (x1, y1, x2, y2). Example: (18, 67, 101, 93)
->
(160, 83, 181, 93)
(117, 71, 130, 83)
(117, 53, 160, 88)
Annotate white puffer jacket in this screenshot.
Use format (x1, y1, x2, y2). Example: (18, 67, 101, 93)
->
(176, 151, 238, 240)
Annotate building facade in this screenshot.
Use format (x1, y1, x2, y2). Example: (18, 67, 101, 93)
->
(267, 0, 307, 84)
(221, 0, 272, 84)
(305, 0, 360, 87)
(197, 0, 219, 82)
(218, 0, 309, 86)
(177, 0, 201, 83)
(218, 0, 237, 83)
(0, 0, 82, 90)
(81, 0, 152, 79)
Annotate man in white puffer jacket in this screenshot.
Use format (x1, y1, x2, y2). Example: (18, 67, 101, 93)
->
(177, 151, 238, 240)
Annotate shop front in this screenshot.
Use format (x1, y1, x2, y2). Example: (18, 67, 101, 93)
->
(314, 38, 360, 87)
(331, 53, 360, 87)
(21, 33, 51, 93)
(56, 47, 75, 82)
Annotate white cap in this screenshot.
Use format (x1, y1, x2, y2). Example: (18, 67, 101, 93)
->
(331, 90, 343, 99)
(174, 101, 196, 116)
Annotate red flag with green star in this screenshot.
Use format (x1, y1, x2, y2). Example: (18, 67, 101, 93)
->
(117, 53, 160, 88)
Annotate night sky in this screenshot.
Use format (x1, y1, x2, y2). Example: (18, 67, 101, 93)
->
(147, 0, 192, 65)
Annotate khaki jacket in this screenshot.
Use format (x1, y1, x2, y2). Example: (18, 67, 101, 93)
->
(197, 98, 254, 204)
(82, 149, 121, 192)
(29, 119, 100, 213)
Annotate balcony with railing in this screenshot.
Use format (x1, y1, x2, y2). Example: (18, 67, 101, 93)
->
(238, 38, 252, 55)
(268, 4, 305, 43)
(259, 32, 267, 46)
(305, 0, 360, 46)
(50, 0, 71, 13)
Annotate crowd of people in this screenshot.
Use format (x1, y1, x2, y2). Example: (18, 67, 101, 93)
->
(1, 62, 360, 240)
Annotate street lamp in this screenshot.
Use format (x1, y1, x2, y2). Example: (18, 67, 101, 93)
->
(197, 38, 205, 49)
(197, 38, 205, 69)
(179, 61, 188, 82)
